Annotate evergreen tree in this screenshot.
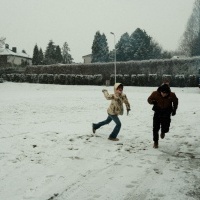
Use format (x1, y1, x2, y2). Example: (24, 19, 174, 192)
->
(55, 45, 63, 63)
(91, 31, 102, 63)
(91, 31, 109, 63)
(128, 28, 151, 60)
(116, 32, 130, 61)
(32, 44, 39, 65)
(100, 33, 109, 62)
(44, 40, 56, 64)
(38, 48, 44, 64)
(128, 29, 138, 60)
(115, 29, 170, 61)
(62, 42, 73, 64)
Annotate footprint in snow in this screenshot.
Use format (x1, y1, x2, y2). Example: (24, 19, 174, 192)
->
(153, 168, 163, 174)
(69, 138, 74, 142)
(126, 184, 134, 188)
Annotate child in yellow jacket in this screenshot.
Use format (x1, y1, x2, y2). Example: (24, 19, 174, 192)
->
(92, 83, 130, 141)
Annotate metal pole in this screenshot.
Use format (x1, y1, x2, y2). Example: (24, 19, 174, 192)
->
(110, 32, 116, 83)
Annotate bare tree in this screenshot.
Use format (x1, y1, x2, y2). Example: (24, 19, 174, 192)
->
(0, 37, 6, 49)
(62, 42, 73, 64)
(179, 0, 200, 56)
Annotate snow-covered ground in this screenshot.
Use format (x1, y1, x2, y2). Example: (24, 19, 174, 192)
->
(0, 82, 200, 200)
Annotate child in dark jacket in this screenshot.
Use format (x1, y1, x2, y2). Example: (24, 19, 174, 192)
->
(147, 84, 178, 148)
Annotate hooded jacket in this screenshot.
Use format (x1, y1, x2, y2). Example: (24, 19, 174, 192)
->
(147, 89, 178, 113)
(102, 83, 130, 115)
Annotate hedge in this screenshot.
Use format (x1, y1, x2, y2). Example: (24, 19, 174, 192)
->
(1, 73, 199, 87)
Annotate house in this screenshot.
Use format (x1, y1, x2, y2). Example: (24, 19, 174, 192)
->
(0, 44, 32, 67)
(82, 54, 92, 64)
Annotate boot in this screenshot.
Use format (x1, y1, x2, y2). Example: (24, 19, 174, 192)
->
(153, 141, 159, 148)
(92, 123, 96, 134)
(108, 137, 119, 141)
(160, 132, 165, 139)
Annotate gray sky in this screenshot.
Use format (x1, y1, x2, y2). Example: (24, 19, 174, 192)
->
(0, 0, 195, 63)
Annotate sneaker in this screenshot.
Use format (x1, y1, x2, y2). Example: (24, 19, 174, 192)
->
(160, 132, 165, 139)
(92, 124, 96, 134)
(108, 137, 119, 141)
(153, 142, 158, 148)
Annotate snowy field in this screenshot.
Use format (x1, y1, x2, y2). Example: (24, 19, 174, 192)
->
(0, 82, 200, 200)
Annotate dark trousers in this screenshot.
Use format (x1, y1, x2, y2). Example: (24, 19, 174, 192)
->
(153, 112, 171, 142)
(93, 115, 121, 138)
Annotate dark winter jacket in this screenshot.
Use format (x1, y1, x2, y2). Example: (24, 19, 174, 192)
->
(147, 90, 178, 113)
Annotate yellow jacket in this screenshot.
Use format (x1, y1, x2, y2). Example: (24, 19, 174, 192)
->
(102, 83, 130, 115)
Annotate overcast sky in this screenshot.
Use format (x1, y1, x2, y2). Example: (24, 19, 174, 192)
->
(0, 0, 195, 63)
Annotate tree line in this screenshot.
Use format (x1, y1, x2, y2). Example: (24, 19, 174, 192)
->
(32, 40, 73, 65)
(91, 0, 200, 62)
(32, 28, 173, 65)
(91, 29, 172, 63)
(29, 0, 200, 65)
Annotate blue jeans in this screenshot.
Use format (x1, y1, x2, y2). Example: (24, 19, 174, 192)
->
(93, 115, 121, 138)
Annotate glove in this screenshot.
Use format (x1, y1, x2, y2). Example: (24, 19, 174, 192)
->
(152, 101, 158, 111)
(172, 109, 176, 116)
(127, 109, 131, 116)
(102, 89, 107, 93)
